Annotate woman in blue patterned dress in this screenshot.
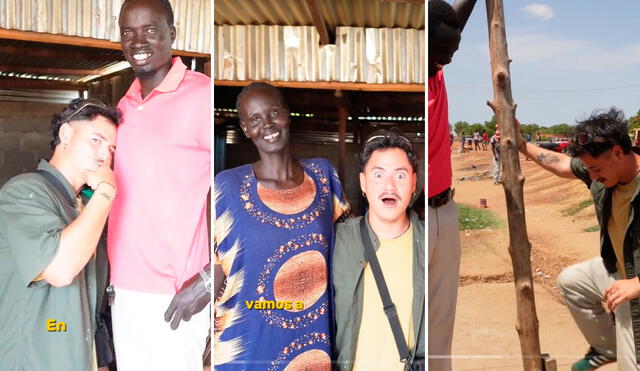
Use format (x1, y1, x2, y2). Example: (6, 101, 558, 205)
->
(214, 82, 350, 370)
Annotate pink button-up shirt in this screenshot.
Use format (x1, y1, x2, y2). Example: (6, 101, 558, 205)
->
(108, 57, 211, 294)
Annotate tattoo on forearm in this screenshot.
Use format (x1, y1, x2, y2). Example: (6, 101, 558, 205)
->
(536, 152, 560, 165)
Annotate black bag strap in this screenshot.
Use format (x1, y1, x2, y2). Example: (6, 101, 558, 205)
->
(36, 169, 75, 208)
(359, 217, 412, 364)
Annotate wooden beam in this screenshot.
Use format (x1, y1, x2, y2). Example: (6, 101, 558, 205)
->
(0, 77, 84, 90)
(0, 29, 209, 58)
(0, 44, 118, 62)
(215, 79, 425, 92)
(0, 65, 105, 76)
(305, 0, 331, 45)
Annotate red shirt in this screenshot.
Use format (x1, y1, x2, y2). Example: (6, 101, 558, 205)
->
(428, 69, 452, 198)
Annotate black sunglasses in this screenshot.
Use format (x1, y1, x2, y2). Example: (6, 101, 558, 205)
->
(576, 133, 608, 146)
(67, 99, 110, 122)
(365, 133, 414, 150)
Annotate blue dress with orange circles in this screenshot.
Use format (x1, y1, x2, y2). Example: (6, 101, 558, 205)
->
(214, 158, 350, 371)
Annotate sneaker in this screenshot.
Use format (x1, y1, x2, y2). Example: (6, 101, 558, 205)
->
(571, 347, 616, 371)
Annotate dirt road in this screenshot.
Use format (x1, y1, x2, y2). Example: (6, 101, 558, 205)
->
(449, 145, 616, 370)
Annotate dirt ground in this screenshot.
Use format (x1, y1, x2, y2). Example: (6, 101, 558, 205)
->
(448, 144, 616, 370)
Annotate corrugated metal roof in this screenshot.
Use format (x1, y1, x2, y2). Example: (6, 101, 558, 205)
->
(214, 0, 424, 30)
(0, 0, 211, 53)
(214, 25, 424, 83)
(0, 39, 123, 83)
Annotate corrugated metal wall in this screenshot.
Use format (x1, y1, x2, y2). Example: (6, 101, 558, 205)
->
(0, 0, 210, 53)
(214, 0, 424, 31)
(214, 25, 424, 84)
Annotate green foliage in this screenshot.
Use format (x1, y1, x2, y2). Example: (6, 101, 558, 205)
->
(458, 205, 502, 230)
(629, 109, 640, 133)
(484, 116, 497, 133)
(562, 199, 594, 216)
(469, 123, 486, 136)
(547, 123, 574, 136)
(453, 121, 470, 136)
(520, 123, 541, 138)
(583, 225, 600, 232)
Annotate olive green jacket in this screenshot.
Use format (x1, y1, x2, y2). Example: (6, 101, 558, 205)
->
(0, 160, 103, 371)
(332, 210, 425, 370)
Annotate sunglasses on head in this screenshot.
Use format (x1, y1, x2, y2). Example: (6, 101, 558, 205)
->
(365, 133, 413, 149)
(576, 133, 608, 146)
(67, 99, 109, 122)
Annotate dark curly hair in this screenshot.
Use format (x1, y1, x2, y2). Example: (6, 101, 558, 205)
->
(235, 82, 289, 120)
(566, 107, 631, 158)
(360, 127, 419, 173)
(121, 0, 174, 26)
(50, 98, 121, 150)
(429, 0, 461, 39)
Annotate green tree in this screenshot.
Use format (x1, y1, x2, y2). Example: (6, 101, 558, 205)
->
(453, 121, 470, 136)
(469, 123, 485, 136)
(483, 116, 497, 135)
(628, 109, 640, 133)
(547, 123, 574, 136)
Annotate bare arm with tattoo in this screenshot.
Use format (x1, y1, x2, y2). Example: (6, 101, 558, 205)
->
(519, 140, 577, 179)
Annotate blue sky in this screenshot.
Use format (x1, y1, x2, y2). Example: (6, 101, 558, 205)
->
(444, 1, 640, 127)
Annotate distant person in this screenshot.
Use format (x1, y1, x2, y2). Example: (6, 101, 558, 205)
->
(526, 132, 532, 143)
(458, 131, 466, 154)
(482, 130, 489, 151)
(428, 0, 477, 370)
(536, 131, 542, 142)
(473, 130, 480, 151)
(518, 108, 640, 370)
(490, 130, 501, 185)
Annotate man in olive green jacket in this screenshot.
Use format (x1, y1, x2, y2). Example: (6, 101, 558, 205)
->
(332, 128, 425, 371)
(0, 99, 119, 371)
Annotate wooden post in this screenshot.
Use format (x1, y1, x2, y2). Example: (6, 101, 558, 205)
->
(337, 104, 348, 182)
(484, 1, 545, 370)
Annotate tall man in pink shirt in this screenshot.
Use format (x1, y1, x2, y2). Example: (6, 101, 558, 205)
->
(428, 1, 476, 370)
(107, 1, 211, 370)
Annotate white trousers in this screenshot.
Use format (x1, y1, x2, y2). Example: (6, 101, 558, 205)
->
(428, 200, 461, 371)
(557, 257, 639, 369)
(111, 286, 210, 371)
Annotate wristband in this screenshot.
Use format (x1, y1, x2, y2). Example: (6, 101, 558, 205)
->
(96, 182, 117, 195)
(199, 269, 212, 293)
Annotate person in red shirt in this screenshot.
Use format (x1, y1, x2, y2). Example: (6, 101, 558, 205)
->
(482, 129, 489, 151)
(428, 1, 476, 370)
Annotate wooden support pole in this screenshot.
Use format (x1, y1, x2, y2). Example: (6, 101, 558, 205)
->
(305, 0, 331, 45)
(337, 103, 348, 182)
(484, 1, 546, 370)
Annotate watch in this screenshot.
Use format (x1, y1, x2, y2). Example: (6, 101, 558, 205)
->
(199, 269, 211, 293)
